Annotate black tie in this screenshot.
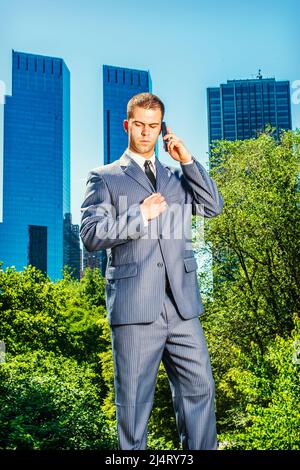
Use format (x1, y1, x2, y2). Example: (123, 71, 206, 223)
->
(144, 160, 156, 190)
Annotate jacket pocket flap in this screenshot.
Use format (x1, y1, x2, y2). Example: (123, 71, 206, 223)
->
(184, 257, 198, 272)
(106, 262, 138, 280)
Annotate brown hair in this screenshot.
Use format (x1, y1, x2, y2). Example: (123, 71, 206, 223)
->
(127, 92, 165, 120)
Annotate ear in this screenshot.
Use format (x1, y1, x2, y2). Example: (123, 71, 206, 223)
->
(123, 119, 128, 133)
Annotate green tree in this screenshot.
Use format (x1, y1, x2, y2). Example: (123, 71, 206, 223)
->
(0, 265, 115, 448)
(0, 349, 117, 449)
(199, 129, 300, 448)
(218, 316, 300, 449)
(0, 265, 107, 372)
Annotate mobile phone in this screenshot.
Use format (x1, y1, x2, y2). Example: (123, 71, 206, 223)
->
(161, 121, 169, 152)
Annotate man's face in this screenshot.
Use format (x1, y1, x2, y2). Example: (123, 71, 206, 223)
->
(123, 106, 162, 157)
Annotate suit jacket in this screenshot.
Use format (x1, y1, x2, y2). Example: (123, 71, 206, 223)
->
(80, 150, 223, 325)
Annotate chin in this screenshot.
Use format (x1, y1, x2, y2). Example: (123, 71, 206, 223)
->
(139, 146, 151, 153)
(134, 143, 154, 154)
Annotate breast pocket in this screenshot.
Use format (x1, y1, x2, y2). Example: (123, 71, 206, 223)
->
(167, 192, 184, 205)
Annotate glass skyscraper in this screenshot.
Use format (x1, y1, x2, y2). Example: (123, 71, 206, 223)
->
(0, 50, 70, 281)
(103, 64, 153, 165)
(207, 75, 292, 152)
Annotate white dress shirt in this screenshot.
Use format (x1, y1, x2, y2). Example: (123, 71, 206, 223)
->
(126, 148, 157, 176)
(125, 147, 193, 227)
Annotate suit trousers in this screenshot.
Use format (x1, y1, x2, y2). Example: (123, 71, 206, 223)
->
(109, 283, 218, 450)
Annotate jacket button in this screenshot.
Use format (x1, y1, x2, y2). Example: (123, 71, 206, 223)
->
(157, 262, 163, 268)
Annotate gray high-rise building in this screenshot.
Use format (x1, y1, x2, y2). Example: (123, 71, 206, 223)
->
(63, 213, 81, 280)
(82, 245, 101, 272)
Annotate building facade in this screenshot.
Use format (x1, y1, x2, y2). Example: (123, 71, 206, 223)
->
(103, 64, 154, 164)
(0, 50, 71, 281)
(207, 74, 292, 162)
(63, 213, 81, 280)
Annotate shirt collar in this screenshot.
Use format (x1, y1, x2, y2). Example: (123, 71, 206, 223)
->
(126, 147, 156, 171)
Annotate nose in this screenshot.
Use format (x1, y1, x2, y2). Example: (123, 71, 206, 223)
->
(141, 125, 150, 136)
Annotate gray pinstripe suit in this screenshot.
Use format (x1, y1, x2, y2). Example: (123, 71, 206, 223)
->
(80, 150, 223, 450)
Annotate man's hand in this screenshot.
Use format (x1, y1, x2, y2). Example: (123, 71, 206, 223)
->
(163, 126, 193, 164)
(140, 193, 167, 222)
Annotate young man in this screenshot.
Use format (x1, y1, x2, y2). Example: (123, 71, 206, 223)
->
(80, 92, 224, 450)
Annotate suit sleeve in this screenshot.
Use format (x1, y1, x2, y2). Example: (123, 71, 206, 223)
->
(180, 156, 224, 217)
(80, 170, 148, 252)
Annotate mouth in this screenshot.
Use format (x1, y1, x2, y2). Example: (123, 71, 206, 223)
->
(140, 141, 151, 144)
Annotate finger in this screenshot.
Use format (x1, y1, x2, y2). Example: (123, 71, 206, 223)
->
(168, 141, 176, 152)
(166, 137, 179, 148)
(163, 132, 175, 140)
(168, 136, 178, 143)
(157, 201, 166, 206)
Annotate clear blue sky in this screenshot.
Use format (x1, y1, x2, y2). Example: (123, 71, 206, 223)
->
(0, 0, 299, 226)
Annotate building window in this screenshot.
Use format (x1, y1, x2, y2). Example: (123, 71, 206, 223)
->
(28, 225, 47, 275)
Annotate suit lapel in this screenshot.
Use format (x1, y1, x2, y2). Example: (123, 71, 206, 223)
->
(119, 150, 172, 195)
(155, 157, 172, 194)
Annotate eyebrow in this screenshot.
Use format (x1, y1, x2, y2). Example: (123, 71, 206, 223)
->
(133, 120, 161, 125)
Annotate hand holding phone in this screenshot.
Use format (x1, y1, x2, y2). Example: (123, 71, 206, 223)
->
(161, 121, 169, 152)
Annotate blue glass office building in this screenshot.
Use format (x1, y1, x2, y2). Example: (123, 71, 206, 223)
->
(207, 76, 292, 149)
(0, 50, 70, 281)
(103, 64, 154, 164)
